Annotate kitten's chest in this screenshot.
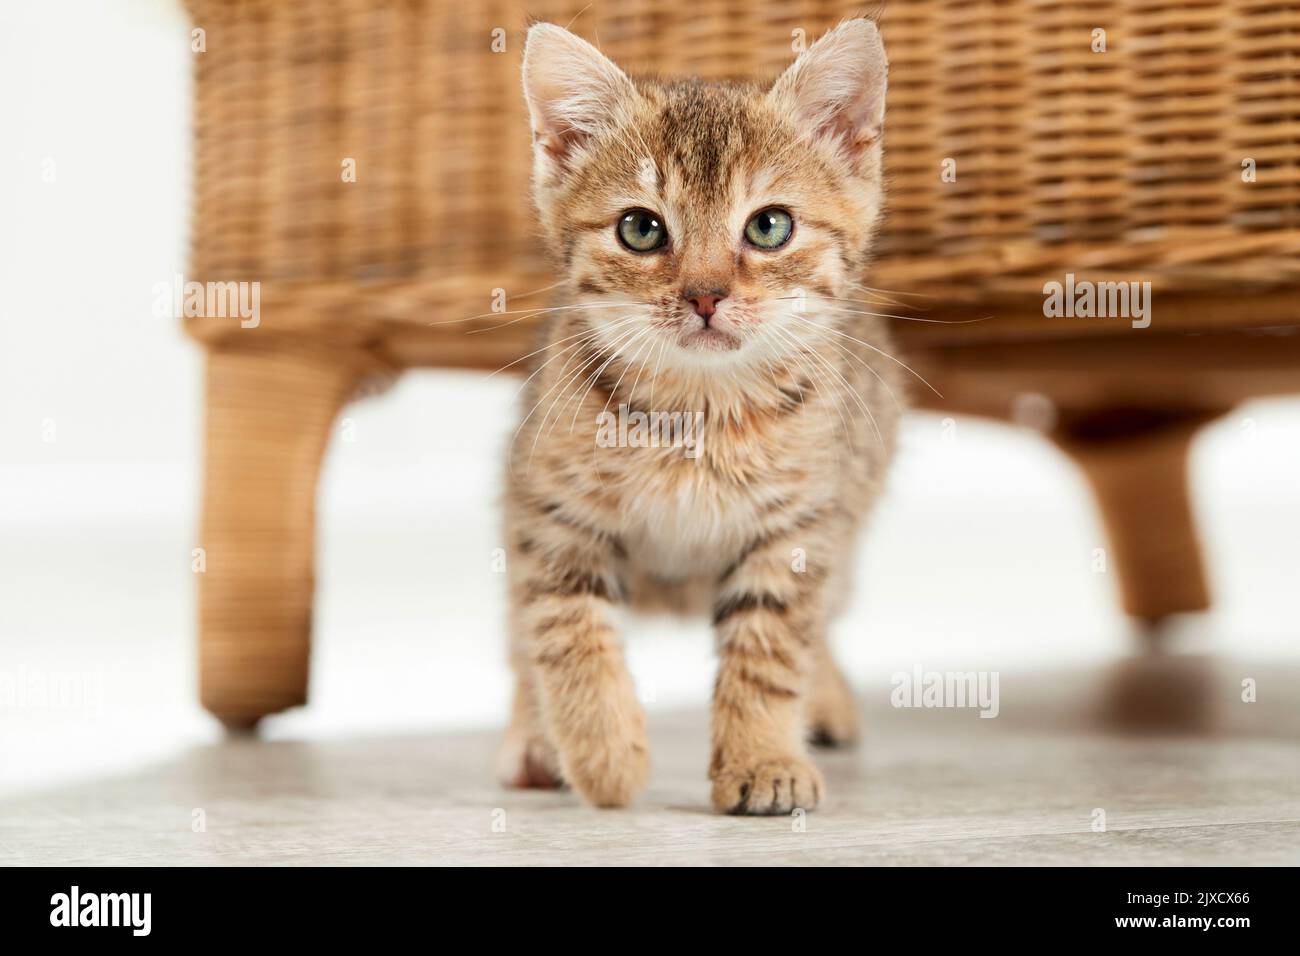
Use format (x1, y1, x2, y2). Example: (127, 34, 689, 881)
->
(608, 419, 809, 577)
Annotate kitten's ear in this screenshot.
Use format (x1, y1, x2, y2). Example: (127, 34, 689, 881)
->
(767, 19, 888, 164)
(522, 23, 636, 177)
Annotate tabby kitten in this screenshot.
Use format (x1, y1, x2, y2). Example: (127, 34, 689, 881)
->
(499, 19, 901, 814)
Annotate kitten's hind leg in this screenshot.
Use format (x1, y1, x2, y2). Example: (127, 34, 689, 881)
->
(807, 637, 861, 749)
(497, 661, 564, 789)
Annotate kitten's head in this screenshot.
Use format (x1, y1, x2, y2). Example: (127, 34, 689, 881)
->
(522, 19, 887, 367)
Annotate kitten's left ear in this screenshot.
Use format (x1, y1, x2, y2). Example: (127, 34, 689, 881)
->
(768, 19, 888, 165)
(522, 23, 636, 179)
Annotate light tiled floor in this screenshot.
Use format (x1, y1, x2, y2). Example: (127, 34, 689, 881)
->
(5, 656, 1297, 866)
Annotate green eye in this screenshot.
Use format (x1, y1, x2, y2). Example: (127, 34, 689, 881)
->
(744, 208, 794, 249)
(617, 209, 667, 252)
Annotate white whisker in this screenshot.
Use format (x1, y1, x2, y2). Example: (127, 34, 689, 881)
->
(768, 325, 853, 444)
(796, 331, 885, 451)
(430, 300, 652, 329)
(563, 326, 655, 436)
(527, 323, 648, 471)
(787, 313, 943, 398)
(507, 315, 639, 406)
(506, 316, 643, 475)
(488, 312, 642, 378)
(793, 318, 905, 416)
(814, 301, 989, 325)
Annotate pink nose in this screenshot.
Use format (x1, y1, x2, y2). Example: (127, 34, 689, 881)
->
(686, 291, 726, 320)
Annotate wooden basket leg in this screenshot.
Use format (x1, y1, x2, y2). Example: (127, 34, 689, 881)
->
(197, 345, 361, 729)
(1053, 410, 1221, 626)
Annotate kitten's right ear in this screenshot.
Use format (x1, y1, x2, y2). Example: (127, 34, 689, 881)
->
(522, 23, 635, 179)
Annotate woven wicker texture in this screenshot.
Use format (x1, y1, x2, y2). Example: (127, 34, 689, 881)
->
(181, 0, 1300, 724)
(184, 0, 1300, 355)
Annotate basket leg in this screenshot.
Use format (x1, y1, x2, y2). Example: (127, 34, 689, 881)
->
(1053, 409, 1221, 626)
(197, 345, 361, 729)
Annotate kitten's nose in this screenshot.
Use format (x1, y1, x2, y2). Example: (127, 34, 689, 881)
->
(685, 290, 727, 320)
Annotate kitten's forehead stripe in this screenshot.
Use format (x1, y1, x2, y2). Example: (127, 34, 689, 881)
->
(637, 157, 658, 191)
(561, 75, 864, 254)
(658, 82, 741, 193)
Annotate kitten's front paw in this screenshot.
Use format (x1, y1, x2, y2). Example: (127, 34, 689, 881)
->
(560, 728, 649, 808)
(710, 754, 823, 815)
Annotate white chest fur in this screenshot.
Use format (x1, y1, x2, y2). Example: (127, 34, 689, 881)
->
(612, 454, 780, 578)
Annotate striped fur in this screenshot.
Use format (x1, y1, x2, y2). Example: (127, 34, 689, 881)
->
(498, 20, 901, 813)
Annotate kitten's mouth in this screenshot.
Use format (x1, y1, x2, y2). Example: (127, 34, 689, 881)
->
(675, 308, 744, 352)
(680, 324, 741, 351)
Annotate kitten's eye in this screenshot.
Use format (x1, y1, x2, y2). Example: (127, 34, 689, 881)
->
(744, 208, 794, 249)
(617, 209, 667, 252)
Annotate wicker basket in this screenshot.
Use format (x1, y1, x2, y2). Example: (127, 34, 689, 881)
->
(182, 0, 1300, 725)
(185, 0, 1300, 353)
